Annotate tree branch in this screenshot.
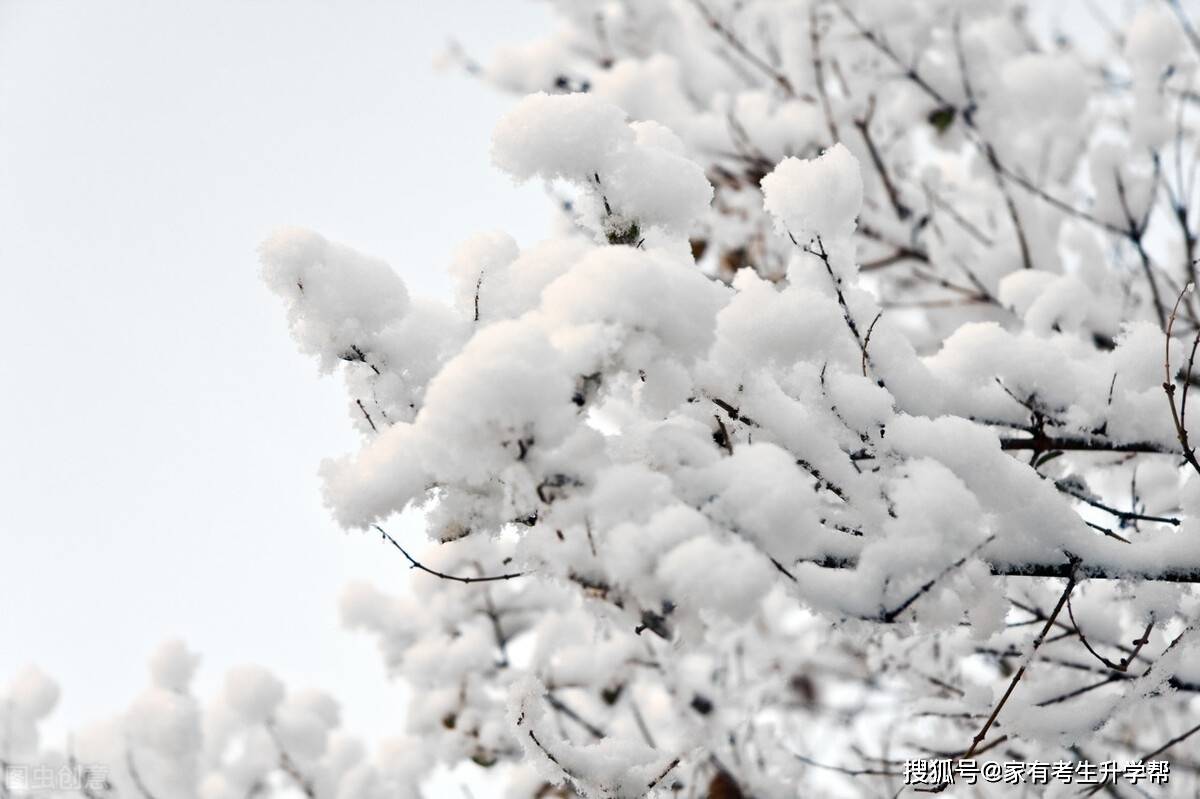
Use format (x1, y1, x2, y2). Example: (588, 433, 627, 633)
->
(374, 525, 526, 584)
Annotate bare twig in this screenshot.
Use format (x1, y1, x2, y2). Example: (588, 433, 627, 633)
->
(1165, 0, 1200, 60)
(374, 525, 526, 584)
(810, 5, 840, 145)
(854, 97, 909, 220)
(877, 534, 996, 623)
(474, 271, 483, 322)
(803, 553, 1200, 585)
(1163, 286, 1200, 474)
(126, 748, 160, 799)
(688, 0, 799, 97)
(1066, 592, 1155, 673)
(546, 693, 607, 740)
(266, 721, 317, 798)
(999, 435, 1175, 455)
(960, 568, 1077, 760)
(1053, 478, 1181, 527)
(356, 398, 379, 433)
(861, 312, 882, 378)
(793, 750, 900, 778)
(647, 758, 681, 791)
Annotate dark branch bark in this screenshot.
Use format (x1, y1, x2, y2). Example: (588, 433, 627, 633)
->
(802, 553, 1200, 585)
(998, 435, 1175, 455)
(374, 525, 526, 584)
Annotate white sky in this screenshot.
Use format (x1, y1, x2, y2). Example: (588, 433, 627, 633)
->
(0, 0, 552, 748)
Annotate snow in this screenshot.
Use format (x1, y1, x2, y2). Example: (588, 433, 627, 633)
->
(1125, 5, 1186, 82)
(320, 422, 428, 528)
(252, 38, 1200, 785)
(21, 2, 1200, 796)
(590, 56, 694, 133)
(222, 664, 286, 723)
(7, 666, 59, 721)
(539, 245, 729, 370)
(260, 227, 409, 372)
(418, 318, 576, 485)
(448, 230, 520, 320)
(492, 92, 712, 238)
(149, 639, 202, 693)
(657, 529, 774, 620)
(999, 54, 1088, 123)
(491, 91, 633, 183)
(761, 143, 863, 241)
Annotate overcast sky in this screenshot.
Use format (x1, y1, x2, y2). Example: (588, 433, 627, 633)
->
(0, 0, 552, 747)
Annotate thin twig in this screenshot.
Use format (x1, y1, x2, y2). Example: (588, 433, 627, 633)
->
(810, 5, 840, 146)
(545, 693, 606, 740)
(877, 534, 996, 623)
(861, 312, 882, 378)
(854, 97, 909, 220)
(647, 758, 682, 791)
(688, 0, 799, 97)
(960, 568, 1077, 760)
(1066, 592, 1155, 673)
(356, 399, 379, 433)
(374, 525, 526, 584)
(1163, 285, 1200, 474)
(1054, 478, 1180, 527)
(793, 751, 901, 778)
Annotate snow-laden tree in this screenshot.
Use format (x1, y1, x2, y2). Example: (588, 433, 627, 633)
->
(0, 642, 428, 799)
(259, 1, 1200, 796)
(10, 1, 1200, 798)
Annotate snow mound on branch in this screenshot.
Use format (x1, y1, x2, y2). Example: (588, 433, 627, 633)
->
(658, 534, 775, 620)
(1125, 5, 1185, 81)
(539, 244, 729, 369)
(320, 422, 428, 528)
(7, 666, 59, 721)
(419, 319, 576, 485)
(125, 684, 201, 758)
(760, 143, 863, 240)
(260, 227, 409, 371)
(447, 230, 520, 320)
(222, 665, 285, 723)
(450, 233, 594, 324)
(149, 639, 201, 693)
(492, 91, 631, 182)
(492, 92, 712, 237)
(998, 270, 1092, 334)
